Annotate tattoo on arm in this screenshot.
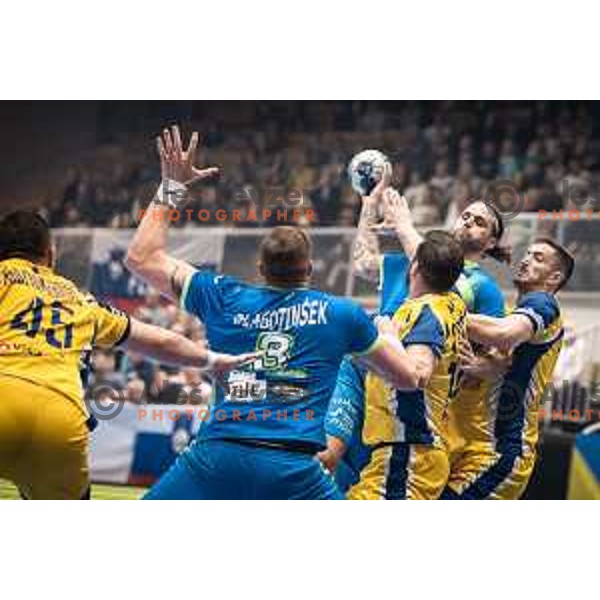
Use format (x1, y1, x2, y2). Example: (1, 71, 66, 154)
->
(353, 201, 381, 282)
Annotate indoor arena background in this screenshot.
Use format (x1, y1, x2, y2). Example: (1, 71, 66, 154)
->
(1, 100, 599, 499)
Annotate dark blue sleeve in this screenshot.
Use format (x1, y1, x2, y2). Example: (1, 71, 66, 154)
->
(379, 252, 411, 317)
(513, 292, 559, 334)
(181, 270, 222, 322)
(340, 300, 379, 355)
(402, 305, 445, 358)
(474, 272, 506, 318)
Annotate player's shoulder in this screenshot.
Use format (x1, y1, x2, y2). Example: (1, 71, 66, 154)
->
(517, 290, 559, 311)
(187, 269, 246, 299)
(517, 290, 560, 318)
(312, 290, 367, 321)
(190, 269, 237, 287)
(514, 291, 561, 333)
(426, 291, 466, 321)
(0, 258, 84, 298)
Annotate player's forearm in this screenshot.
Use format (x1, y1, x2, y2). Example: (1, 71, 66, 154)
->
(126, 180, 193, 296)
(468, 315, 524, 351)
(353, 197, 381, 282)
(126, 181, 185, 277)
(361, 335, 422, 390)
(125, 319, 211, 368)
(393, 220, 423, 261)
(462, 351, 511, 380)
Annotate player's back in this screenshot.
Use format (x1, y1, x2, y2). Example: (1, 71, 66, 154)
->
(0, 258, 130, 414)
(362, 291, 467, 448)
(181, 270, 378, 448)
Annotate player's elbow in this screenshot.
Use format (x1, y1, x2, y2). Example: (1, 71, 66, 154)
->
(125, 247, 155, 276)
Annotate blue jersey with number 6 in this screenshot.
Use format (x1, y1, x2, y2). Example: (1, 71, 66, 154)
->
(181, 271, 379, 448)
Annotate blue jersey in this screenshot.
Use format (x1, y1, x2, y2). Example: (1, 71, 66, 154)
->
(182, 270, 378, 448)
(326, 252, 411, 490)
(455, 260, 505, 318)
(378, 253, 410, 317)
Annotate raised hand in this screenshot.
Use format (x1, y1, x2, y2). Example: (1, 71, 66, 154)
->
(156, 125, 220, 186)
(371, 187, 412, 234)
(361, 160, 392, 205)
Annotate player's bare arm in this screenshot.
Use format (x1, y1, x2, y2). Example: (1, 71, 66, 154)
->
(352, 165, 393, 282)
(125, 125, 219, 301)
(467, 313, 535, 352)
(123, 318, 258, 374)
(373, 187, 424, 260)
(357, 317, 438, 390)
(352, 193, 383, 282)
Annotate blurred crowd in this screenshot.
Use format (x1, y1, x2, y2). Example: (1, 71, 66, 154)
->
(46, 101, 600, 229)
(86, 291, 213, 407)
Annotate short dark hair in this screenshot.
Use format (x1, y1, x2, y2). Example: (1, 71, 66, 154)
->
(0, 211, 51, 263)
(415, 230, 464, 293)
(259, 226, 312, 285)
(534, 237, 575, 292)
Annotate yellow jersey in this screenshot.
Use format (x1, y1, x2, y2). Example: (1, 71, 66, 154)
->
(0, 258, 130, 415)
(362, 291, 467, 447)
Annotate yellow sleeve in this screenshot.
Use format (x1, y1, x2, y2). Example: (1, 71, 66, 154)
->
(89, 297, 131, 348)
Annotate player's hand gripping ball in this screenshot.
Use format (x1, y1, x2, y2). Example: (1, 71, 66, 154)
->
(347, 149, 392, 196)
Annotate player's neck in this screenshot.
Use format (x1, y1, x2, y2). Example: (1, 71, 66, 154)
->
(463, 250, 483, 263)
(409, 280, 435, 299)
(515, 281, 553, 299)
(262, 277, 309, 290)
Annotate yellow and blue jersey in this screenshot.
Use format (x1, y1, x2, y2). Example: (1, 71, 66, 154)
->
(181, 270, 378, 449)
(0, 258, 131, 415)
(362, 291, 467, 447)
(325, 252, 410, 490)
(492, 291, 563, 455)
(449, 260, 506, 445)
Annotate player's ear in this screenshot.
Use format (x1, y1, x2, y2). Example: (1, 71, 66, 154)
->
(306, 261, 313, 278)
(547, 268, 562, 289)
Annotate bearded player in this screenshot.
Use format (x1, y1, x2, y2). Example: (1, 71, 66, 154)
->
(126, 126, 437, 500)
(323, 177, 509, 495)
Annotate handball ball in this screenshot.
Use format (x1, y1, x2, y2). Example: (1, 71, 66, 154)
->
(348, 149, 392, 196)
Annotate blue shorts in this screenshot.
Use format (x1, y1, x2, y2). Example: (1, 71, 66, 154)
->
(325, 357, 372, 494)
(143, 438, 344, 500)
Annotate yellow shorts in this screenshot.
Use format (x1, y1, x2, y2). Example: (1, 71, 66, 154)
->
(445, 445, 536, 499)
(0, 375, 89, 499)
(347, 444, 449, 500)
